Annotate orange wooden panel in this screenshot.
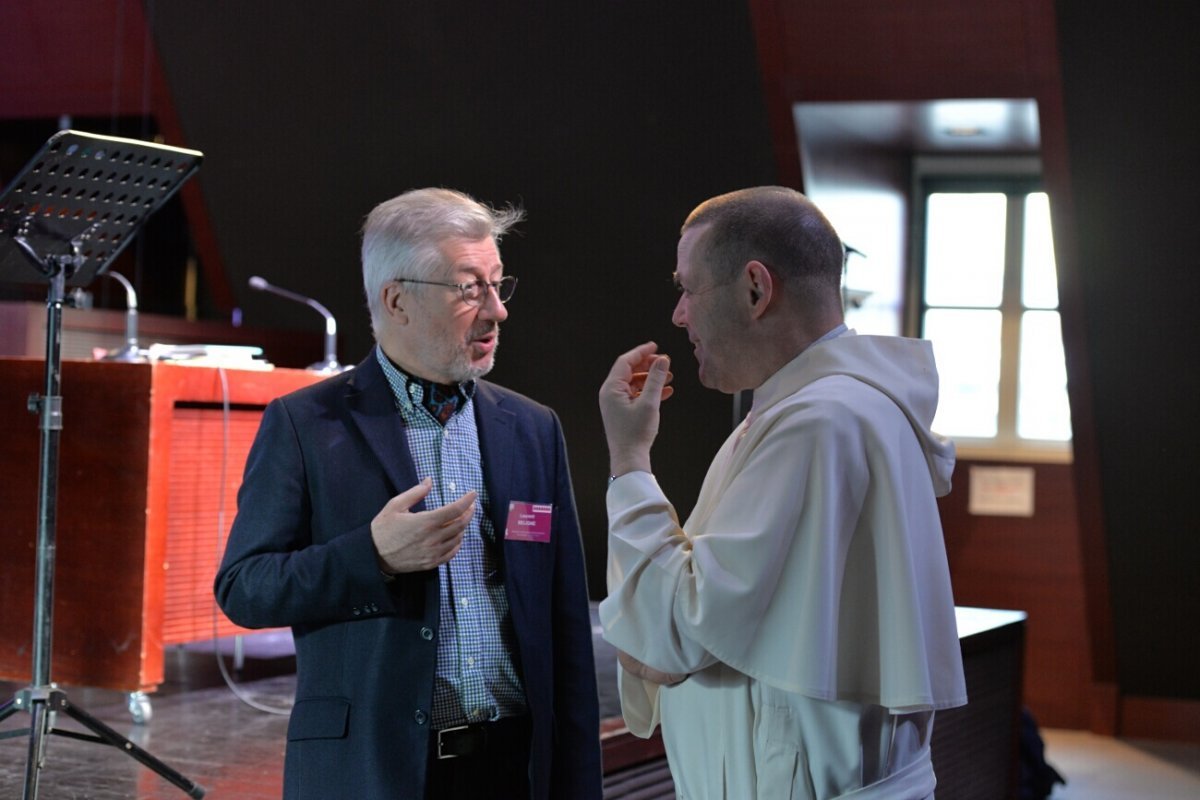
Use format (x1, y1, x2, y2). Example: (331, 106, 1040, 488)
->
(144, 364, 323, 661)
(0, 360, 154, 689)
(162, 407, 264, 644)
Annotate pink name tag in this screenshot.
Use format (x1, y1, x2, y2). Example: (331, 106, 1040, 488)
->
(504, 501, 553, 542)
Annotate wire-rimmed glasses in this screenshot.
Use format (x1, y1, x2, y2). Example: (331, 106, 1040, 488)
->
(395, 275, 518, 306)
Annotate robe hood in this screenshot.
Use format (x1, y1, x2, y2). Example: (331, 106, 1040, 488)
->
(752, 331, 956, 497)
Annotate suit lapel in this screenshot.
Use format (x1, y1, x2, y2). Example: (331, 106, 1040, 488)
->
(474, 382, 517, 538)
(344, 352, 422, 504)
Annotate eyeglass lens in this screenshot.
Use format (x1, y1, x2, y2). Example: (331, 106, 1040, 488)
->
(466, 276, 517, 304)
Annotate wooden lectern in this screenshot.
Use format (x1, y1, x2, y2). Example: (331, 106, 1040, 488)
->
(0, 358, 324, 693)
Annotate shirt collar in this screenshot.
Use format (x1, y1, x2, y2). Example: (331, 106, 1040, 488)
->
(374, 346, 476, 416)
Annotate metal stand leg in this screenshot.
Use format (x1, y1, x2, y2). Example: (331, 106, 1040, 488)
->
(3, 686, 201, 798)
(48, 689, 204, 798)
(23, 694, 51, 800)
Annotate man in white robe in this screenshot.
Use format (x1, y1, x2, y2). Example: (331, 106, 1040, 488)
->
(598, 187, 967, 799)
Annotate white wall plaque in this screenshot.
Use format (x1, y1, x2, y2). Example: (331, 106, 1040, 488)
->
(968, 466, 1036, 517)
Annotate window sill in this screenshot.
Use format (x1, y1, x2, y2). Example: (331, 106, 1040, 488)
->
(951, 438, 1073, 465)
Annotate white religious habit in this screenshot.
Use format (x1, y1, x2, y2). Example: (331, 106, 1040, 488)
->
(601, 331, 968, 800)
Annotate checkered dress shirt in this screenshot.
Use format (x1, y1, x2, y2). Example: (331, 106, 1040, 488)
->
(375, 347, 527, 728)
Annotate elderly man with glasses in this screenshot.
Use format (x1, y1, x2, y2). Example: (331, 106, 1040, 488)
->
(216, 188, 602, 800)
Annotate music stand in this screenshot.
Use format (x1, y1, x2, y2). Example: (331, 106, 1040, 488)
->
(0, 130, 206, 799)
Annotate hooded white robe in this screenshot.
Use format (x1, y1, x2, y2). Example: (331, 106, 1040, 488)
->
(600, 332, 967, 799)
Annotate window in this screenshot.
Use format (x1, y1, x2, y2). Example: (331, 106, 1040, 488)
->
(915, 171, 1072, 460)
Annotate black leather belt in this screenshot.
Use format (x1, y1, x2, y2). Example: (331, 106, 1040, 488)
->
(433, 716, 529, 760)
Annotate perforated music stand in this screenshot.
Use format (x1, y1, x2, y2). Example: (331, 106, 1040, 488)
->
(0, 130, 206, 799)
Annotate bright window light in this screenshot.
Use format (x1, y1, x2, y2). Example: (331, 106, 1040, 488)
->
(926, 308, 1001, 438)
(925, 192, 1007, 307)
(1018, 310, 1072, 440)
(1022, 192, 1059, 309)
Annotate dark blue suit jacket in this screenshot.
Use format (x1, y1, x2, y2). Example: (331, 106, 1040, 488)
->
(215, 352, 602, 799)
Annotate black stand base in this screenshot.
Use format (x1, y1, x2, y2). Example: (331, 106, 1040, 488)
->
(0, 686, 206, 799)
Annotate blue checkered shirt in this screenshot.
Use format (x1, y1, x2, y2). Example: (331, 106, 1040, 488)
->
(375, 347, 527, 728)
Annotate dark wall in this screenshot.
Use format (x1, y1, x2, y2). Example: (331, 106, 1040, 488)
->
(147, 2, 778, 595)
(1055, 2, 1200, 700)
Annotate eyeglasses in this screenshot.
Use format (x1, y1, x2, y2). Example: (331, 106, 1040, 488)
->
(395, 275, 518, 306)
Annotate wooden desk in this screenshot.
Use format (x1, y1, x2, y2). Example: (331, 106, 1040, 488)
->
(0, 358, 324, 692)
(933, 607, 1028, 800)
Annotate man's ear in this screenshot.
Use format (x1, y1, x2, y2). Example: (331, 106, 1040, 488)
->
(382, 281, 410, 326)
(745, 261, 774, 320)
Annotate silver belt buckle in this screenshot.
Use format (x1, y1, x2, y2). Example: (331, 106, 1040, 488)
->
(436, 723, 471, 759)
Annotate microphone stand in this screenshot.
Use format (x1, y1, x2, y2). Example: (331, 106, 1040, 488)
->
(98, 271, 145, 362)
(248, 276, 349, 373)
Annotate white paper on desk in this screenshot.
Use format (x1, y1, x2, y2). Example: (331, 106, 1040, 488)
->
(146, 343, 273, 369)
(147, 343, 263, 359)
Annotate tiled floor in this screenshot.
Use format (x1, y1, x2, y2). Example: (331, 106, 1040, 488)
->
(0, 671, 292, 799)
(1042, 727, 1200, 800)
(2, 641, 1197, 799)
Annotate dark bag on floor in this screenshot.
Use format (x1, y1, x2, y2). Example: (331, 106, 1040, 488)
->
(1019, 707, 1067, 799)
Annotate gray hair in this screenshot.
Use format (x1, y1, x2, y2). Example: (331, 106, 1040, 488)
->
(362, 187, 524, 337)
(682, 186, 845, 308)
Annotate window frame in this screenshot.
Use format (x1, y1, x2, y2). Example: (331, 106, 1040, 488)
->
(907, 156, 1073, 463)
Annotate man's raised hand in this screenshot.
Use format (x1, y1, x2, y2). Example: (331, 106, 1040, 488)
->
(371, 478, 476, 574)
(599, 342, 674, 477)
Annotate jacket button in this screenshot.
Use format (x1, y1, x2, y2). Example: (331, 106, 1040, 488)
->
(351, 607, 361, 616)
(420, 627, 434, 641)
(414, 710, 427, 725)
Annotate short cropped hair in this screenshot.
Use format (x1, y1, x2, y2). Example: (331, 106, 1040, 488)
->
(682, 186, 845, 307)
(362, 187, 524, 337)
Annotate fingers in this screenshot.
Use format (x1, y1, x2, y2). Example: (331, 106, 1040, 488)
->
(639, 355, 671, 399)
(426, 520, 466, 560)
(629, 374, 674, 400)
(605, 344, 674, 403)
(392, 476, 434, 511)
(607, 342, 660, 381)
(432, 489, 477, 525)
(412, 492, 473, 556)
(630, 356, 674, 400)
(385, 481, 474, 520)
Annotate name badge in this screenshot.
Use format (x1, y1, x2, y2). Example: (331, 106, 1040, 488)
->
(504, 501, 553, 543)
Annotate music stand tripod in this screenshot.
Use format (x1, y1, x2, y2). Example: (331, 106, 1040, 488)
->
(0, 130, 206, 799)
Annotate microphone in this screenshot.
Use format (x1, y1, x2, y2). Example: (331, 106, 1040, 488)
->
(248, 275, 348, 373)
(99, 270, 145, 362)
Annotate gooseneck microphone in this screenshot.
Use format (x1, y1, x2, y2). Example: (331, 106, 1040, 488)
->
(248, 275, 348, 373)
(100, 270, 145, 362)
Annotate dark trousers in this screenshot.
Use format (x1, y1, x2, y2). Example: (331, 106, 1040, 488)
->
(424, 716, 532, 800)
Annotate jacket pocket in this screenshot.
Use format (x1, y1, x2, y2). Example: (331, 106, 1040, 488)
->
(287, 697, 350, 741)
